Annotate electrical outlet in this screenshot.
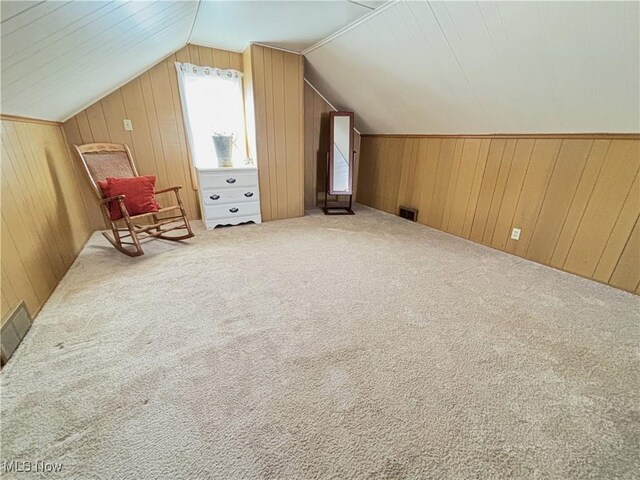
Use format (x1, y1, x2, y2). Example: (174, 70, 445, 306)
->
(123, 119, 133, 131)
(511, 228, 521, 240)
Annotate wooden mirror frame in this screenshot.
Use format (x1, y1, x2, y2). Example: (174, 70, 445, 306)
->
(323, 111, 355, 215)
(328, 111, 354, 195)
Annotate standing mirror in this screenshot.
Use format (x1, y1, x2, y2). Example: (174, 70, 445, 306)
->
(324, 111, 355, 215)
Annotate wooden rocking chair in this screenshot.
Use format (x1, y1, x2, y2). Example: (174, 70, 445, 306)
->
(75, 143, 194, 257)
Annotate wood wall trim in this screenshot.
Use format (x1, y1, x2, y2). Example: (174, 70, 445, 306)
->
(244, 44, 305, 221)
(361, 133, 640, 140)
(1, 120, 94, 322)
(0, 114, 61, 127)
(303, 79, 362, 136)
(62, 43, 306, 226)
(251, 42, 302, 56)
(61, 45, 244, 226)
(357, 135, 640, 294)
(304, 81, 361, 208)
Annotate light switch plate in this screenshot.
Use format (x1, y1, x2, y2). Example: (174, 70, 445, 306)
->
(511, 228, 521, 240)
(123, 119, 133, 131)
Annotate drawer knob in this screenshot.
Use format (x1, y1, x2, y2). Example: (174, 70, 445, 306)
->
(209, 194, 220, 200)
(229, 207, 239, 213)
(244, 192, 254, 198)
(226, 178, 236, 184)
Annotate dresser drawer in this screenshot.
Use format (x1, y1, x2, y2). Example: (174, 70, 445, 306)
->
(202, 187, 259, 206)
(204, 201, 261, 220)
(198, 171, 258, 190)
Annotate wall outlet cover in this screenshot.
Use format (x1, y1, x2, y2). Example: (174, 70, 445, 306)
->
(511, 228, 521, 240)
(123, 119, 133, 131)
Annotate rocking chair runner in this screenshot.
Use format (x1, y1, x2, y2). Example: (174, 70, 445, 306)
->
(75, 143, 194, 257)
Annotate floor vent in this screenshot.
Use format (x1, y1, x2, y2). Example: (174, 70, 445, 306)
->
(399, 206, 418, 222)
(1, 301, 32, 367)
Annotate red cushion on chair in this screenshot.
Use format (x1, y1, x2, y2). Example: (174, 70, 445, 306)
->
(98, 176, 161, 220)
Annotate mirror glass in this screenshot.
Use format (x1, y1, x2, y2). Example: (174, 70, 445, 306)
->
(331, 115, 352, 193)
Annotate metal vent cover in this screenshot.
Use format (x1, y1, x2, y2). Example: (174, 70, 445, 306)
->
(1, 301, 32, 366)
(399, 206, 418, 222)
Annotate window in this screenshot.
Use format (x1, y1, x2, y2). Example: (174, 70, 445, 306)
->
(176, 62, 248, 169)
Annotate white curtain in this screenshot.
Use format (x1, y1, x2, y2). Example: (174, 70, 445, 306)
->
(176, 62, 247, 168)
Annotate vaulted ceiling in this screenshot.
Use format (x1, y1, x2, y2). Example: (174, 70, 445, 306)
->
(190, 1, 383, 53)
(305, 1, 640, 134)
(0, 0, 378, 121)
(1, 1, 197, 121)
(1, 1, 638, 134)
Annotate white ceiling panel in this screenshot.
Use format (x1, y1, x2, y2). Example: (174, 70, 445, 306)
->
(2, 0, 637, 133)
(305, 1, 640, 134)
(190, 0, 372, 53)
(1, 0, 198, 121)
(350, 1, 386, 9)
(0, 1, 42, 22)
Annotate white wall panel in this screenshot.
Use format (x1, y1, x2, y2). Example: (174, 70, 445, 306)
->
(2, 0, 637, 133)
(190, 1, 370, 53)
(0, 1, 198, 121)
(305, 1, 640, 134)
(0, 1, 41, 22)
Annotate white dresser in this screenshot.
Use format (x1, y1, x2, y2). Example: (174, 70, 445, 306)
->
(196, 166, 262, 229)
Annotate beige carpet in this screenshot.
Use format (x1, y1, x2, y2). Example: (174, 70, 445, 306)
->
(1, 206, 638, 479)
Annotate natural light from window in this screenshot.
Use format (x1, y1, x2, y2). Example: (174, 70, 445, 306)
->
(176, 63, 248, 169)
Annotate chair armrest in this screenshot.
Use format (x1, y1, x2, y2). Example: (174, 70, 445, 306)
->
(99, 194, 125, 205)
(155, 185, 182, 194)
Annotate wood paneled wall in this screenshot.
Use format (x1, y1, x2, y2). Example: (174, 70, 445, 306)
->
(303, 81, 361, 209)
(358, 135, 640, 293)
(62, 44, 243, 229)
(1, 119, 93, 322)
(243, 44, 304, 221)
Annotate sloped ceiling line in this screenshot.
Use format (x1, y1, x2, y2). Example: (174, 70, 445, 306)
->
(0, 1, 45, 25)
(304, 78, 362, 135)
(24, 5, 197, 115)
(189, 0, 376, 54)
(301, 0, 396, 55)
(1, 1, 66, 37)
(0, 0, 379, 121)
(186, 0, 202, 45)
(423, 1, 489, 131)
(304, 0, 640, 134)
(347, 1, 375, 12)
(6, 2, 179, 93)
(0, 0, 198, 121)
(2, 2, 119, 68)
(2, 0, 638, 134)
